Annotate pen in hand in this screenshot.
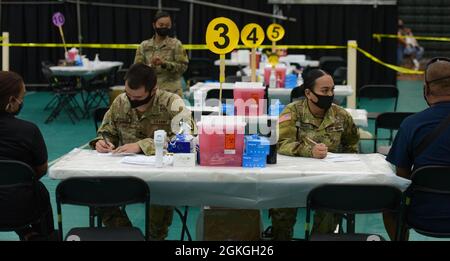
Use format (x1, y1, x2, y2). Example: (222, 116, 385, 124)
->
(306, 137, 318, 146)
(101, 133, 113, 151)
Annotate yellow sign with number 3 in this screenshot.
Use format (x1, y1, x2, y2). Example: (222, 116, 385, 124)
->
(241, 23, 265, 48)
(267, 23, 285, 42)
(206, 17, 240, 55)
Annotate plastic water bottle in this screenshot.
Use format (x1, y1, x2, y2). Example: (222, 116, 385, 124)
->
(297, 73, 304, 86)
(94, 54, 100, 67)
(269, 68, 276, 89)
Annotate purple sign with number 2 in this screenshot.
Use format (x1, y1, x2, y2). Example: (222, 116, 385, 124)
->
(52, 12, 65, 27)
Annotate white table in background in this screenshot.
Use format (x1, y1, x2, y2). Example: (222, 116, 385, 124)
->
(50, 61, 123, 79)
(189, 82, 353, 106)
(214, 59, 320, 68)
(49, 149, 410, 209)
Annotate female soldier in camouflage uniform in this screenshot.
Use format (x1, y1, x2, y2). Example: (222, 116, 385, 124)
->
(135, 11, 189, 97)
(270, 69, 360, 240)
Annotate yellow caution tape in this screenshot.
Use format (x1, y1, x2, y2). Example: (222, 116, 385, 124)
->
(356, 46, 424, 75)
(0, 43, 348, 50)
(373, 33, 450, 43)
(259, 44, 347, 50)
(0, 43, 140, 49)
(0, 42, 421, 74)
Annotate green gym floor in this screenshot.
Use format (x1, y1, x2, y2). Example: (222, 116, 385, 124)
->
(1, 79, 444, 241)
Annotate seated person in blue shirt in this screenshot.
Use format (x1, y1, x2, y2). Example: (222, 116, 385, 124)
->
(383, 58, 450, 240)
(0, 71, 55, 240)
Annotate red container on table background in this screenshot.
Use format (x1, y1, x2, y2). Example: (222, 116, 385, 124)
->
(275, 65, 287, 88)
(233, 82, 266, 116)
(197, 116, 246, 167)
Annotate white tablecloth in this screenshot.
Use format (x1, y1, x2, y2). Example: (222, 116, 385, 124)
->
(50, 61, 123, 78)
(49, 149, 410, 209)
(214, 59, 320, 68)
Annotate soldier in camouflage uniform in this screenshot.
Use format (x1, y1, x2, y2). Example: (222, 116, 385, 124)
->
(90, 63, 196, 240)
(270, 69, 360, 240)
(134, 11, 189, 98)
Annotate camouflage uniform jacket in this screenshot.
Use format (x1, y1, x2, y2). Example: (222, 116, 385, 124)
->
(277, 99, 359, 157)
(90, 89, 196, 155)
(134, 36, 189, 95)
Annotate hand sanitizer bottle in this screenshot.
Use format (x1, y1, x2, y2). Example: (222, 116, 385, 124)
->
(154, 130, 167, 168)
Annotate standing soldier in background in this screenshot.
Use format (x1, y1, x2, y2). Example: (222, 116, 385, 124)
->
(270, 69, 360, 240)
(135, 11, 189, 98)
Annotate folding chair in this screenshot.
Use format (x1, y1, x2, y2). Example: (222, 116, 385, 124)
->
(184, 58, 214, 87)
(225, 75, 242, 83)
(305, 184, 403, 241)
(401, 166, 450, 239)
(205, 89, 235, 112)
(0, 160, 52, 240)
(42, 66, 83, 124)
(290, 86, 305, 103)
(56, 177, 150, 241)
(332, 66, 347, 85)
(357, 84, 399, 119)
(374, 112, 415, 155)
(82, 66, 120, 113)
(319, 56, 346, 75)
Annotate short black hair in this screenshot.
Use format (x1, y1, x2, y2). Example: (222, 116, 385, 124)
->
(153, 11, 171, 23)
(124, 63, 157, 92)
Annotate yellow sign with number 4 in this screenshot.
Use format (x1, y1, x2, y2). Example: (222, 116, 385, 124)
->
(241, 23, 265, 48)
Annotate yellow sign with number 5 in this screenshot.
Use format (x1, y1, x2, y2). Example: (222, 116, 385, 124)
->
(241, 23, 265, 48)
(206, 17, 240, 55)
(267, 23, 285, 42)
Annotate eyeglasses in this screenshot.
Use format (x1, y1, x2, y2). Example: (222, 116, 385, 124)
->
(425, 57, 450, 84)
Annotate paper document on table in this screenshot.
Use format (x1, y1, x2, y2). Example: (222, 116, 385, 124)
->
(120, 155, 173, 166)
(94, 151, 137, 157)
(323, 153, 361, 163)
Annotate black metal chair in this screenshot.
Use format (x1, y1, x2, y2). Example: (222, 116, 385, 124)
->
(225, 75, 242, 83)
(205, 89, 235, 107)
(184, 58, 214, 86)
(358, 84, 399, 120)
(81, 66, 120, 116)
(333, 66, 347, 85)
(290, 86, 305, 103)
(305, 184, 403, 241)
(56, 177, 150, 241)
(93, 107, 109, 132)
(401, 165, 450, 239)
(41, 66, 82, 124)
(0, 160, 52, 240)
(374, 112, 415, 155)
(319, 56, 346, 75)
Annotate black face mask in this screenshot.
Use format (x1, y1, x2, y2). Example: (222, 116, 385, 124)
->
(127, 94, 152, 109)
(310, 90, 334, 110)
(155, 27, 171, 37)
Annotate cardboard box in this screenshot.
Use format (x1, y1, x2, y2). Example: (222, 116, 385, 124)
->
(196, 207, 263, 241)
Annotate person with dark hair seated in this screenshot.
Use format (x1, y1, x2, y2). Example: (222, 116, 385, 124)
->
(90, 63, 196, 240)
(269, 69, 360, 240)
(0, 71, 55, 241)
(135, 11, 189, 98)
(383, 58, 450, 240)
